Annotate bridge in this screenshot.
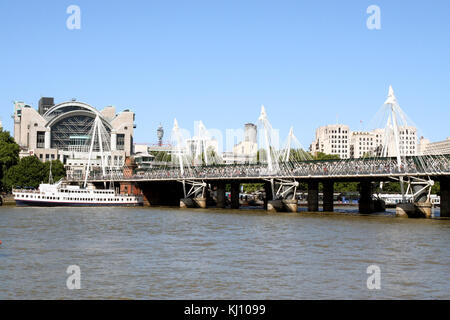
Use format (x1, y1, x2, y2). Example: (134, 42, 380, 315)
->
(69, 86, 450, 217)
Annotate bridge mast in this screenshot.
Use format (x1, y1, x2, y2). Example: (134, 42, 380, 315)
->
(84, 116, 99, 188)
(384, 86, 405, 199)
(258, 105, 276, 172)
(172, 118, 185, 177)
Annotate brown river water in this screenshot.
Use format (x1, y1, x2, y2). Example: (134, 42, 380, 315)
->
(0, 206, 449, 299)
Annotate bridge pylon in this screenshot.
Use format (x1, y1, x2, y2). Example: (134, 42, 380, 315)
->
(179, 179, 208, 208)
(266, 178, 299, 212)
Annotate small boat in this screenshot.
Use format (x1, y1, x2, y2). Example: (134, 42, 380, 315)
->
(13, 179, 143, 207)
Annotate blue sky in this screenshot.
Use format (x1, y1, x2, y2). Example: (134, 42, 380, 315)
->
(0, 0, 449, 150)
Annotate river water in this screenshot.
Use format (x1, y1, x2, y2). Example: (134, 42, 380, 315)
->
(0, 206, 449, 299)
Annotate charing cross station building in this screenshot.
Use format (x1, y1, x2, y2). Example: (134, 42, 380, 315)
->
(13, 97, 135, 179)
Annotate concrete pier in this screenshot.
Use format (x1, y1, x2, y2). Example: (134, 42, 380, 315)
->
(216, 182, 226, 208)
(307, 180, 319, 212)
(180, 197, 207, 208)
(415, 202, 432, 218)
(441, 178, 450, 218)
(264, 181, 273, 210)
(359, 180, 374, 214)
(267, 199, 298, 213)
(396, 202, 432, 218)
(322, 180, 334, 212)
(180, 197, 194, 208)
(230, 181, 240, 209)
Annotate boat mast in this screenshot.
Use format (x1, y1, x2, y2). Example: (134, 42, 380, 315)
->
(49, 160, 54, 184)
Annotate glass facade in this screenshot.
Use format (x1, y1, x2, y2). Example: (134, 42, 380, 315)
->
(36, 131, 45, 148)
(51, 114, 111, 151)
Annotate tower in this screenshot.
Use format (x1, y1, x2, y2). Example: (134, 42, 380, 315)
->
(157, 124, 164, 146)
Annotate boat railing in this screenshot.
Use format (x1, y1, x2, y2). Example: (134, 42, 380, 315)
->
(12, 189, 42, 194)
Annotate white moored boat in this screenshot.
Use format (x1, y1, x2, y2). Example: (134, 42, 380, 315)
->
(13, 179, 143, 207)
(13, 114, 144, 207)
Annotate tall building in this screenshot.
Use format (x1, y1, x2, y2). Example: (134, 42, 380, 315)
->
(311, 124, 350, 159)
(38, 97, 55, 115)
(419, 137, 450, 155)
(13, 99, 135, 178)
(186, 136, 219, 160)
(311, 124, 417, 159)
(393, 125, 418, 157)
(231, 123, 258, 163)
(350, 129, 385, 158)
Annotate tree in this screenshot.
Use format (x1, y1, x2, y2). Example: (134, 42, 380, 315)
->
(43, 160, 66, 183)
(242, 183, 264, 193)
(313, 152, 340, 161)
(256, 149, 267, 163)
(0, 129, 20, 191)
(3, 156, 46, 191)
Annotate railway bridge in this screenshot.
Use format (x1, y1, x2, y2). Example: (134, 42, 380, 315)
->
(69, 156, 450, 217)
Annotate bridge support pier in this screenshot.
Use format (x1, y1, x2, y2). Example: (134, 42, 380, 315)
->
(137, 181, 184, 207)
(230, 181, 240, 209)
(322, 180, 334, 212)
(307, 180, 319, 212)
(359, 180, 375, 214)
(264, 181, 273, 210)
(440, 178, 450, 217)
(216, 182, 226, 208)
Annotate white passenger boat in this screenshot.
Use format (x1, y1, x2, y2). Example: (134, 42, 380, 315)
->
(13, 114, 144, 207)
(13, 179, 143, 207)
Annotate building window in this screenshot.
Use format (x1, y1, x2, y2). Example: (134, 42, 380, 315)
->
(117, 134, 125, 150)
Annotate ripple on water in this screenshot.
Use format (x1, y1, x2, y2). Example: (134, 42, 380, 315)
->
(0, 206, 449, 299)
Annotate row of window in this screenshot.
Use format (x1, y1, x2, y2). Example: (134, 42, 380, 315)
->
(59, 189, 114, 194)
(39, 154, 56, 160)
(20, 194, 135, 201)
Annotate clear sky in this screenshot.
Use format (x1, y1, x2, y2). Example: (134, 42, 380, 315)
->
(0, 0, 449, 150)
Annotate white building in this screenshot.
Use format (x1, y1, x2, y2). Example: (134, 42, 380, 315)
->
(419, 137, 450, 155)
(350, 131, 377, 158)
(311, 124, 418, 159)
(13, 98, 135, 178)
(186, 136, 219, 164)
(232, 123, 258, 163)
(394, 125, 418, 157)
(311, 124, 350, 159)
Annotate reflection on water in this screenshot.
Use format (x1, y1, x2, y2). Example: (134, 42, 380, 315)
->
(0, 206, 449, 299)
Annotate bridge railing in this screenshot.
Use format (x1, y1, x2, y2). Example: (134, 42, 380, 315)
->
(71, 156, 450, 182)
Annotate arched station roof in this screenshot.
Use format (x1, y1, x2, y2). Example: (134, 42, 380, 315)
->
(44, 101, 112, 130)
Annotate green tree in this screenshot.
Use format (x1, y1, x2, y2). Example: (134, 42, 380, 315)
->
(313, 152, 340, 160)
(256, 149, 267, 163)
(0, 129, 20, 191)
(3, 156, 46, 191)
(334, 182, 359, 193)
(432, 181, 440, 195)
(280, 148, 312, 162)
(43, 160, 66, 183)
(242, 183, 264, 193)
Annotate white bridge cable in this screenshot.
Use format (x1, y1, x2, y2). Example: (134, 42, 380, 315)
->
(82, 91, 450, 183)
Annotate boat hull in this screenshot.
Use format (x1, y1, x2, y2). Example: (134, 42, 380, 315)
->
(15, 199, 143, 207)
